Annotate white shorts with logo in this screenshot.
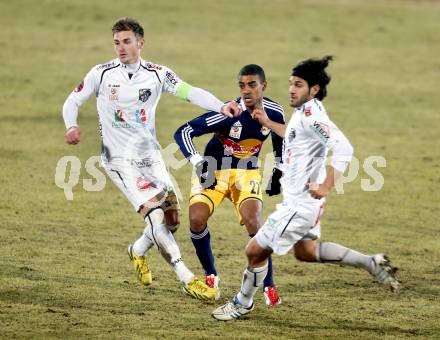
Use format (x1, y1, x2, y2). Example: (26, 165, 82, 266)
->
(103, 156, 180, 212)
(255, 201, 324, 255)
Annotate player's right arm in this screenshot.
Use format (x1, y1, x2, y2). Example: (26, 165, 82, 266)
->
(251, 107, 286, 138)
(62, 67, 99, 144)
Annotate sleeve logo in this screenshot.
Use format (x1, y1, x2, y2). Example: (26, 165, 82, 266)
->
(310, 121, 330, 142)
(74, 80, 84, 93)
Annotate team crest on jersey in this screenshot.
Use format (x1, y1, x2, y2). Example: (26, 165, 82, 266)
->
(288, 128, 296, 142)
(304, 106, 312, 117)
(139, 88, 151, 102)
(261, 126, 271, 136)
(229, 121, 242, 139)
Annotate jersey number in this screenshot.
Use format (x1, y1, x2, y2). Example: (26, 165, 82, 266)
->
(250, 180, 261, 195)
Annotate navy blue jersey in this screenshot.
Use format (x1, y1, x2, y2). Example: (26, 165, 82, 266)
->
(174, 97, 285, 170)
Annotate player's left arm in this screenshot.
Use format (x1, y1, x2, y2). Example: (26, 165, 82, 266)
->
(304, 109, 353, 199)
(162, 67, 241, 117)
(265, 109, 286, 196)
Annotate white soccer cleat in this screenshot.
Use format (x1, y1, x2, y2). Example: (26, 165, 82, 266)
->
(211, 298, 254, 321)
(371, 254, 400, 292)
(205, 274, 220, 300)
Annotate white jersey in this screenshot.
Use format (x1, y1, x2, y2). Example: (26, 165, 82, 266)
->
(280, 98, 353, 204)
(64, 58, 188, 163)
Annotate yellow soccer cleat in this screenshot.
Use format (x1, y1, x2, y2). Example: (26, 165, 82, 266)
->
(128, 244, 152, 285)
(183, 276, 217, 301)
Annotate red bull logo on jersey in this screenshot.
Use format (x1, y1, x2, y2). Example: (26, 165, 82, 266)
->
(220, 137, 262, 159)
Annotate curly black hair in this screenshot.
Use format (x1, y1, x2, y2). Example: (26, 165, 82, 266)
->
(292, 56, 333, 100)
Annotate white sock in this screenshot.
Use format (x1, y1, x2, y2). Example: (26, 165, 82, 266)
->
(316, 242, 373, 272)
(236, 263, 268, 308)
(132, 225, 154, 256)
(146, 208, 194, 284)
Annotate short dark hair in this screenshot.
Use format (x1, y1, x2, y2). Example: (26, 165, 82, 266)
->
(112, 17, 144, 39)
(238, 64, 266, 82)
(292, 56, 333, 100)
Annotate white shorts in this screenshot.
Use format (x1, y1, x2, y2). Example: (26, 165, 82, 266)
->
(104, 157, 180, 212)
(255, 202, 323, 255)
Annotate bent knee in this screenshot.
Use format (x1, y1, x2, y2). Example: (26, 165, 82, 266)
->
(242, 216, 261, 234)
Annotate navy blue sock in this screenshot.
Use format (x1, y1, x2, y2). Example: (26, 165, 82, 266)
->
(190, 226, 217, 276)
(263, 255, 274, 287)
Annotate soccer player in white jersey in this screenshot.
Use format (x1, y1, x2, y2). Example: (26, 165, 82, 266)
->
(62, 17, 241, 301)
(212, 56, 400, 320)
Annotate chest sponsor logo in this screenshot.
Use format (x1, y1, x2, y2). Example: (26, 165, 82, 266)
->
(135, 109, 148, 123)
(220, 136, 262, 159)
(74, 80, 84, 93)
(310, 121, 330, 142)
(261, 126, 271, 136)
(114, 109, 125, 122)
(139, 88, 151, 103)
(229, 121, 242, 139)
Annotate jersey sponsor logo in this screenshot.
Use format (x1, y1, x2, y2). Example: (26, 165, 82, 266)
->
(108, 84, 120, 101)
(219, 136, 262, 159)
(261, 126, 271, 136)
(135, 109, 148, 123)
(74, 80, 84, 93)
(304, 106, 312, 117)
(136, 177, 155, 191)
(139, 88, 151, 102)
(310, 121, 330, 142)
(130, 158, 155, 168)
(165, 71, 177, 87)
(97, 61, 116, 70)
(229, 121, 242, 139)
(114, 109, 125, 122)
(145, 62, 162, 70)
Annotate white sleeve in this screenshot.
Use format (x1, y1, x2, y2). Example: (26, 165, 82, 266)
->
(303, 108, 353, 173)
(162, 66, 224, 113)
(62, 68, 99, 130)
(186, 86, 224, 113)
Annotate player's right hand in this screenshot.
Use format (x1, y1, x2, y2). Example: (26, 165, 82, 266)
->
(65, 126, 81, 145)
(195, 158, 217, 190)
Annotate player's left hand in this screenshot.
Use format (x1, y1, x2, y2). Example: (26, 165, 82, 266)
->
(306, 182, 331, 199)
(220, 101, 242, 118)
